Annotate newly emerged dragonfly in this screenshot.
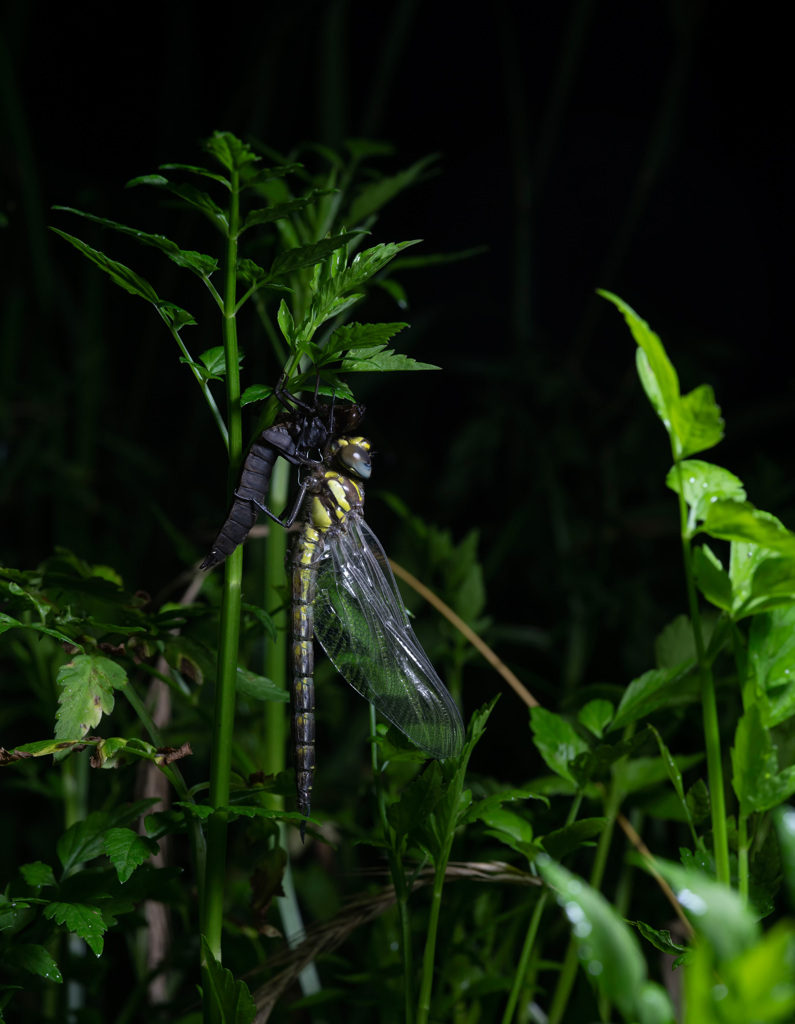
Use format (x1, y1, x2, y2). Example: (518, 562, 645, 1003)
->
(200, 378, 365, 571)
(201, 384, 465, 832)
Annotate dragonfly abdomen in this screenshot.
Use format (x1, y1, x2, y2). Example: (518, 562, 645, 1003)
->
(291, 525, 324, 832)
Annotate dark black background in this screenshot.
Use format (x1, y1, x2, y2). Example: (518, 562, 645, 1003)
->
(2, 1, 792, 700)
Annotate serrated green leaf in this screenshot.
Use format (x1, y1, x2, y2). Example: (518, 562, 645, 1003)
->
(240, 384, 274, 407)
(686, 778, 711, 824)
(239, 189, 333, 234)
(57, 801, 159, 875)
(54, 655, 127, 749)
(43, 902, 108, 956)
(341, 348, 440, 372)
(529, 707, 589, 785)
(202, 937, 257, 1023)
(126, 176, 227, 231)
(335, 240, 421, 292)
(577, 699, 614, 739)
(203, 131, 259, 174)
(666, 460, 745, 535)
(635, 920, 691, 958)
(52, 207, 218, 277)
(0, 611, 83, 648)
(19, 861, 57, 888)
(0, 943, 62, 983)
(326, 321, 408, 356)
(159, 162, 231, 188)
(242, 162, 303, 189)
(50, 229, 160, 302)
(269, 232, 362, 278)
(749, 604, 795, 726)
(103, 828, 160, 883)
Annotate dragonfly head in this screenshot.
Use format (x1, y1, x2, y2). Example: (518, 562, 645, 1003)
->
(333, 436, 372, 480)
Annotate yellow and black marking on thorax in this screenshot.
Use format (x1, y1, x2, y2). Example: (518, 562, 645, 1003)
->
(290, 436, 372, 834)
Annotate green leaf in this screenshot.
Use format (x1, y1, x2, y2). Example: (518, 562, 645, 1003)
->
(201, 937, 257, 1024)
(19, 861, 57, 888)
(52, 207, 218, 277)
(126, 175, 228, 231)
(529, 707, 589, 785)
(334, 240, 421, 292)
(541, 818, 608, 861)
(340, 347, 440, 372)
(749, 603, 795, 726)
(326, 321, 408, 356)
(235, 667, 288, 703)
(599, 290, 680, 423)
(347, 155, 439, 224)
(706, 503, 795, 555)
(774, 806, 795, 908)
(269, 232, 363, 277)
(103, 828, 159, 883)
(476, 806, 535, 856)
(54, 654, 127, 750)
(666, 460, 746, 536)
(239, 189, 333, 234)
(693, 544, 733, 610)
(611, 663, 699, 730)
(538, 856, 670, 1023)
(43, 902, 108, 956)
(577, 699, 614, 739)
(57, 801, 158, 875)
(732, 703, 795, 814)
(0, 611, 83, 648)
(670, 384, 724, 458)
(686, 778, 711, 824)
(159, 161, 231, 188)
(203, 131, 259, 173)
(50, 229, 160, 302)
(276, 298, 295, 343)
(0, 944, 62, 983)
(635, 920, 691, 959)
(654, 859, 760, 962)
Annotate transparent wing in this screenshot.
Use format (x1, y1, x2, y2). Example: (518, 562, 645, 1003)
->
(313, 518, 465, 759)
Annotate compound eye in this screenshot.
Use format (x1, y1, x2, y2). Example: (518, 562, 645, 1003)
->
(340, 443, 372, 479)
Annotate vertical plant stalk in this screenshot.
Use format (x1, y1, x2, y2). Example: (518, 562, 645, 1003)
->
(202, 166, 245, 967)
(500, 891, 548, 1024)
(674, 464, 730, 887)
(371, 705, 415, 1024)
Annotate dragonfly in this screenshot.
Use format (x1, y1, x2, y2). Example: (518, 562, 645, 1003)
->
(201, 383, 465, 833)
(200, 378, 365, 571)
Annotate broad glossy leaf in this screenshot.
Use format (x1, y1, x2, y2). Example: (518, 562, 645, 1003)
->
(693, 544, 732, 610)
(706, 503, 795, 555)
(529, 707, 589, 785)
(732, 703, 795, 813)
(670, 384, 724, 458)
(577, 699, 614, 739)
(774, 806, 795, 907)
(666, 460, 745, 535)
(655, 859, 760, 962)
(611, 663, 698, 730)
(538, 856, 668, 1023)
(749, 603, 795, 726)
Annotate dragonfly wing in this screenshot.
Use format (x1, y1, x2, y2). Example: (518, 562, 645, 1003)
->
(313, 518, 465, 759)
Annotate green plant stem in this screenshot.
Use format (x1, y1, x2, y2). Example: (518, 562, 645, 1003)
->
(202, 164, 245, 988)
(547, 790, 617, 1024)
(501, 891, 548, 1024)
(675, 470, 730, 886)
(371, 706, 415, 1023)
(737, 813, 749, 903)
